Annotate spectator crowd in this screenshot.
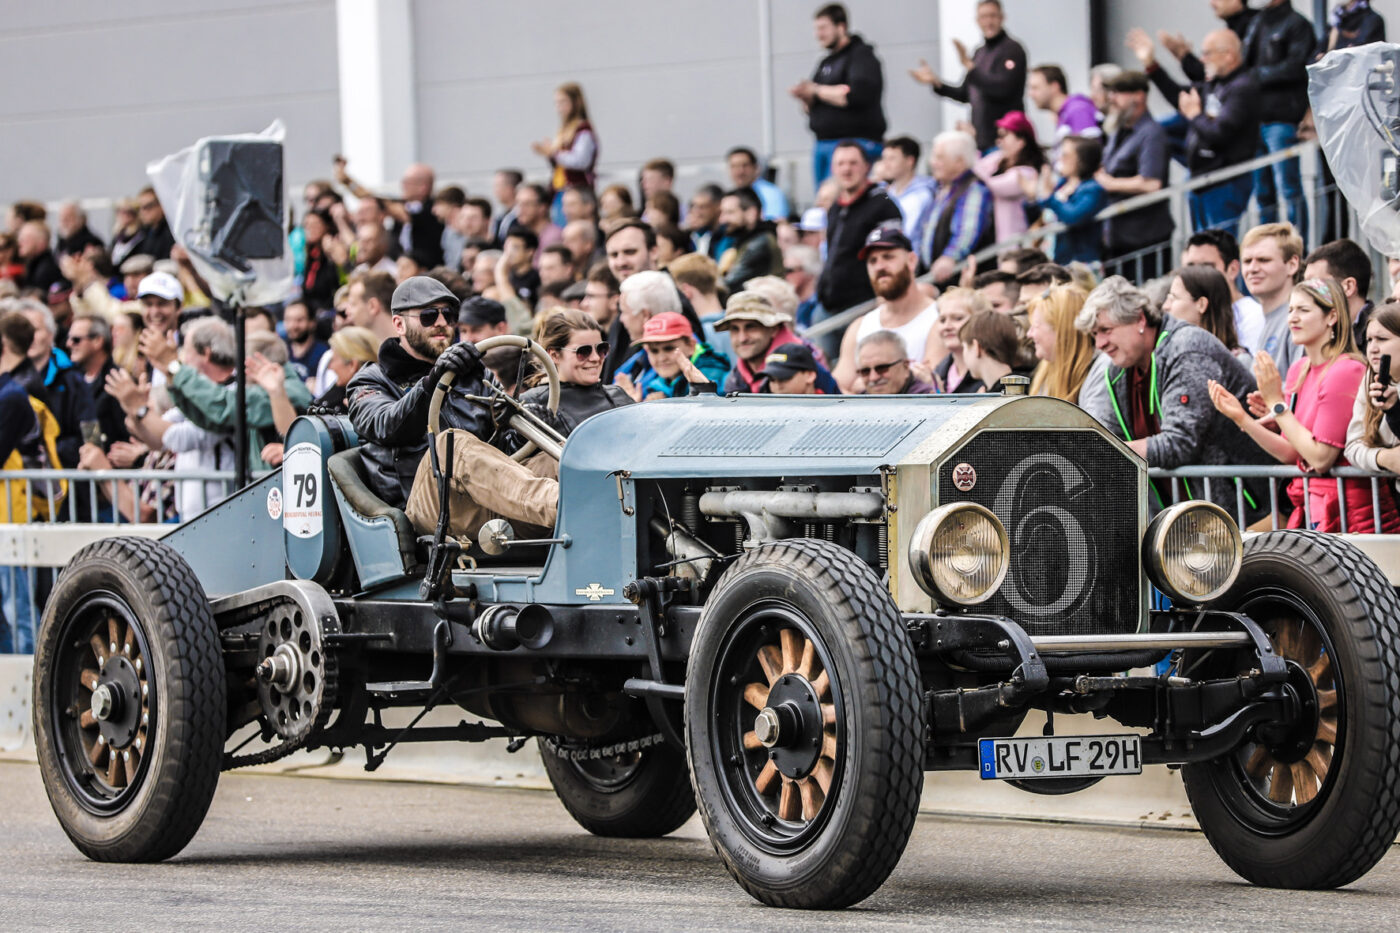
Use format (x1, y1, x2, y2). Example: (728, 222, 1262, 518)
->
(1, 0, 1397, 652)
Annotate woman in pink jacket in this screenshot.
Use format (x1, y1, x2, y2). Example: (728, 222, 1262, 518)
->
(972, 111, 1045, 243)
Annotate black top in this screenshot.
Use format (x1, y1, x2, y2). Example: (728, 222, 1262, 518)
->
(933, 31, 1028, 151)
(816, 183, 902, 314)
(808, 34, 887, 142)
(1180, 3, 1314, 124)
(1101, 113, 1174, 250)
(519, 381, 634, 436)
(1148, 64, 1260, 175)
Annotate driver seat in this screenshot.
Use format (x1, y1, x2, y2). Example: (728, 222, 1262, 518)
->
(326, 448, 423, 586)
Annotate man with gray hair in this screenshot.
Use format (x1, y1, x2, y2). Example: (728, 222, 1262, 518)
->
(618, 270, 682, 344)
(1075, 275, 1268, 518)
(920, 131, 993, 285)
(65, 312, 127, 450)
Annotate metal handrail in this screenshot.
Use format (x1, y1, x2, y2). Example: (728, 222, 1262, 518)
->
(804, 141, 1319, 339)
(1147, 463, 1397, 535)
(2, 468, 238, 481)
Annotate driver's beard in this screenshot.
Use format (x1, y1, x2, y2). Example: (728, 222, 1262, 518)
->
(873, 265, 913, 302)
(403, 324, 452, 360)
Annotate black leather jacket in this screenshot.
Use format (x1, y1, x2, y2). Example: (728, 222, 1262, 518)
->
(346, 338, 496, 508)
(520, 381, 633, 436)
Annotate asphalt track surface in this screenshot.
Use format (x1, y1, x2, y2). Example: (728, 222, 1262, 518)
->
(1, 760, 1396, 931)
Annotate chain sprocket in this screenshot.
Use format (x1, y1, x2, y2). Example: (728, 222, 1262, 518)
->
(220, 596, 339, 770)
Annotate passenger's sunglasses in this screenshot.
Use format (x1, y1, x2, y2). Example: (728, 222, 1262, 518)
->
(566, 342, 610, 360)
(856, 360, 905, 379)
(402, 306, 459, 327)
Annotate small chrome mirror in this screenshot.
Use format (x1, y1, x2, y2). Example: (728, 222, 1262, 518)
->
(478, 519, 516, 556)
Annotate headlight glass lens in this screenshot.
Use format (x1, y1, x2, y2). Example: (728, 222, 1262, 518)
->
(1147, 502, 1242, 603)
(910, 504, 1009, 605)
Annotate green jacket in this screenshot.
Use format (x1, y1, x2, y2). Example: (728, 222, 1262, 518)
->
(168, 363, 312, 472)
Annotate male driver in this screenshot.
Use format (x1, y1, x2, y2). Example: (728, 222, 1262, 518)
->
(790, 3, 888, 185)
(912, 0, 1027, 151)
(715, 291, 838, 395)
(1182, 229, 1263, 352)
(1240, 223, 1305, 373)
(726, 147, 790, 222)
(343, 270, 399, 349)
(815, 141, 902, 331)
(1304, 238, 1377, 350)
(348, 276, 558, 541)
(758, 342, 826, 395)
(833, 223, 940, 392)
(920, 131, 993, 285)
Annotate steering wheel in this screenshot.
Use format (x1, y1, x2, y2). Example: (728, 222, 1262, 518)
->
(426, 335, 562, 462)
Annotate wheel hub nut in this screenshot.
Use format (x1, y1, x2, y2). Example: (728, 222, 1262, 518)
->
(256, 644, 301, 691)
(754, 708, 782, 748)
(90, 684, 117, 722)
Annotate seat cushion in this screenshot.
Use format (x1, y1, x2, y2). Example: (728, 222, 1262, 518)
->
(327, 448, 420, 571)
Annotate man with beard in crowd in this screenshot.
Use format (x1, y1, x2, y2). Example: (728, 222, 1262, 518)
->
(832, 222, 940, 392)
(790, 4, 888, 184)
(283, 300, 329, 382)
(717, 188, 782, 294)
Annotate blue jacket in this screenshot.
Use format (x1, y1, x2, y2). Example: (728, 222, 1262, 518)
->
(615, 343, 731, 399)
(1028, 179, 1106, 265)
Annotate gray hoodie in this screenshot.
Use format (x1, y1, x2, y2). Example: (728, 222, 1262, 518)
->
(1082, 314, 1272, 518)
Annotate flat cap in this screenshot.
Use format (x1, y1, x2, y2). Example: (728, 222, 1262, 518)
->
(391, 275, 461, 313)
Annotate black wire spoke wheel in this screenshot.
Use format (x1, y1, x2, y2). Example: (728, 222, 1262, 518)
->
(537, 737, 696, 838)
(687, 539, 923, 910)
(1183, 531, 1400, 890)
(33, 537, 225, 862)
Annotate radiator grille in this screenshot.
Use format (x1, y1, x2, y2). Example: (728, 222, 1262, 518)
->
(936, 430, 1142, 636)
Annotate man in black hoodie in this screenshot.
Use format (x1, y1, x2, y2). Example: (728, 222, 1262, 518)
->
(790, 4, 886, 186)
(911, 0, 1027, 152)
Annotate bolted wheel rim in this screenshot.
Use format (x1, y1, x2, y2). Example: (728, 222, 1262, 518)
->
(710, 604, 844, 852)
(48, 593, 156, 814)
(1227, 589, 1341, 829)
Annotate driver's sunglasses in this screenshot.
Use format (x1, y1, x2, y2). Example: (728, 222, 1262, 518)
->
(569, 342, 610, 360)
(856, 360, 905, 379)
(403, 305, 459, 327)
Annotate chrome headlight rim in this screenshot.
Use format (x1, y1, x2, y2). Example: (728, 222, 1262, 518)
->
(909, 502, 1010, 607)
(1143, 500, 1243, 605)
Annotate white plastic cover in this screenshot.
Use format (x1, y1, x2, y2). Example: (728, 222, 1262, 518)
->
(1308, 44, 1400, 255)
(145, 119, 293, 305)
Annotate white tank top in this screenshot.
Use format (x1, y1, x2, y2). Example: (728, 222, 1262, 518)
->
(855, 301, 939, 362)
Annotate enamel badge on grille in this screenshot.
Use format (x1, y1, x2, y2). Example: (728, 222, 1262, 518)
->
(953, 463, 977, 491)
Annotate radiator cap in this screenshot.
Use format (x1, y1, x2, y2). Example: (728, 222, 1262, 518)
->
(999, 375, 1030, 396)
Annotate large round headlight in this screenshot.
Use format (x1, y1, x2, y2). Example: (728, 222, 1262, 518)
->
(1143, 501, 1242, 604)
(909, 503, 1009, 606)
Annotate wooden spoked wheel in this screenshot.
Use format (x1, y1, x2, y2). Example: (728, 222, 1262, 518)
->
(52, 597, 154, 807)
(742, 627, 838, 822)
(1241, 615, 1337, 807)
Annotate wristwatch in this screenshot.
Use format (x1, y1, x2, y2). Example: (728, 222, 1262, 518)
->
(134, 406, 149, 420)
(166, 359, 182, 376)
(1272, 402, 1288, 418)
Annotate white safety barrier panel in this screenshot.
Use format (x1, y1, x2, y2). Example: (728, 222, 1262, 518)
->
(0, 655, 32, 753)
(0, 524, 169, 568)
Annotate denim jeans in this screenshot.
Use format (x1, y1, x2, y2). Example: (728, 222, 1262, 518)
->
(0, 566, 34, 654)
(812, 138, 883, 187)
(1254, 122, 1307, 241)
(1189, 174, 1255, 240)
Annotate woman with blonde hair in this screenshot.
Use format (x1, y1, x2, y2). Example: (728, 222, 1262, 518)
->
(532, 82, 598, 226)
(933, 287, 990, 393)
(1211, 277, 1397, 532)
(1026, 284, 1107, 406)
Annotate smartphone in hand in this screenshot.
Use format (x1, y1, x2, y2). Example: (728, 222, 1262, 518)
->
(1380, 354, 1392, 389)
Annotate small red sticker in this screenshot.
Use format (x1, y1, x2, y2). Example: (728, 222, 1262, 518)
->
(1180, 394, 1189, 404)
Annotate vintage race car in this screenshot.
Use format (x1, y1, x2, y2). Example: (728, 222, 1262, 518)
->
(32, 336, 1400, 908)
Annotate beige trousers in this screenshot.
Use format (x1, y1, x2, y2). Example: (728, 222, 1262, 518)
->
(405, 430, 559, 543)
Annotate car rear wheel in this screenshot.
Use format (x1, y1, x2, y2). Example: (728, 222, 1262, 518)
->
(1183, 531, 1400, 889)
(686, 539, 923, 909)
(33, 537, 225, 862)
(537, 736, 695, 838)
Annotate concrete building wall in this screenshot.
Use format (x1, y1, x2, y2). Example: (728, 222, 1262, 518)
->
(0, 0, 341, 209)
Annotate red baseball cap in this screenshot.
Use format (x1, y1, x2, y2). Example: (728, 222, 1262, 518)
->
(638, 312, 692, 344)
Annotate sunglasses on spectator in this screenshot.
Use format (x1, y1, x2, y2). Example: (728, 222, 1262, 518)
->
(335, 308, 349, 318)
(566, 342, 610, 360)
(66, 333, 97, 344)
(401, 305, 459, 327)
(856, 360, 906, 379)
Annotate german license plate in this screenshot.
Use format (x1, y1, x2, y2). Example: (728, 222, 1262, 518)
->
(978, 734, 1142, 780)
